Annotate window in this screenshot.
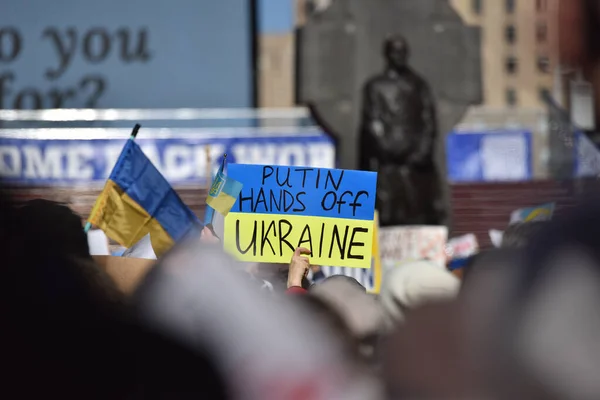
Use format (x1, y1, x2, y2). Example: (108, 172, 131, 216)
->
(506, 56, 518, 74)
(536, 0, 547, 12)
(536, 23, 548, 43)
(506, 0, 515, 14)
(505, 25, 517, 44)
(539, 87, 551, 101)
(537, 55, 550, 73)
(506, 88, 517, 106)
(472, 0, 482, 14)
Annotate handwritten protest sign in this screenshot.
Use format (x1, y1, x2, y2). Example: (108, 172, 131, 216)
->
(379, 225, 448, 269)
(320, 211, 382, 293)
(224, 164, 377, 268)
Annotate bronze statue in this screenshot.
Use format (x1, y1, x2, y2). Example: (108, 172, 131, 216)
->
(359, 35, 445, 226)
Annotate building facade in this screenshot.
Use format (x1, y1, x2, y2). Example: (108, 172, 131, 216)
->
(451, 0, 557, 108)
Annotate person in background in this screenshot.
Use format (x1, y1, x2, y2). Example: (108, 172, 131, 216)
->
(310, 265, 327, 284)
(501, 221, 548, 249)
(379, 259, 460, 327)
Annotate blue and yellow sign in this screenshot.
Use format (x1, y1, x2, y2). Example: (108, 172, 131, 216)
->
(224, 164, 377, 268)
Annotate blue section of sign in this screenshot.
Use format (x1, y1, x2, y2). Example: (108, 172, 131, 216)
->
(228, 164, 377, 220)
(0, 131, 335, 185)
(0, 0, 252, 108)
(446, 130, 533, 182)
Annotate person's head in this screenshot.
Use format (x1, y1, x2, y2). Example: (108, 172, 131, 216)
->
(16, 199, 91, 260)
(501, 221, 548, 249)
(384, 35, 409, 70)
(310, 275, 385, 361)
(495, 203, 600, 399)
(318, 274, 367, 292)
(380, 260, 460, 326)
(298, 294, 360, 359)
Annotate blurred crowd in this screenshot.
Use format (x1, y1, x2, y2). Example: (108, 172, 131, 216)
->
(3, 186, 600, 400)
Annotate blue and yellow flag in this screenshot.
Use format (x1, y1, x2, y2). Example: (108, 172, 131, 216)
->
(205, 156, 243, 220)
(510, 202, 555, 224)
(88, 139, 200, 257)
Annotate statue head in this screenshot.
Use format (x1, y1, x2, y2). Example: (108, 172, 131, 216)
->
(383, 35, 409, 70)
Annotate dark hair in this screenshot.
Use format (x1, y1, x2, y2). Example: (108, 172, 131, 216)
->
(460, 248, 525, 294)
(297, 294, 361, 360)
(318, 274, 366, 292)
(16, 199, 91, 260)
(501, 221, 548, 249)
(0, 189, 228, 398)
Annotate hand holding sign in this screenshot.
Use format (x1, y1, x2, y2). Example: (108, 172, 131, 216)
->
(223, 164, 377, 268)
(287, 247, 311, 289)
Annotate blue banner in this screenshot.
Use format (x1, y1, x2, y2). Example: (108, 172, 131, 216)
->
(446, 130, 533, 182)
(0, 129, 335, 185)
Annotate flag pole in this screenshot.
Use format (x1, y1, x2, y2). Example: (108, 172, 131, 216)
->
(130, 123, 141, 140)
(84, 123, 141, 233)
(203, 153, 226, 228)
(204, 145, 212, 191)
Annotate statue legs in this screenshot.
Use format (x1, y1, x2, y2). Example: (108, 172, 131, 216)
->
(376, 164, 445, 226)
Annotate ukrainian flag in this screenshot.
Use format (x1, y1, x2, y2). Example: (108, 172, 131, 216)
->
(205, 155, 243, 220)
(510, 202, 555, 224)
(88, 139, 201, 257)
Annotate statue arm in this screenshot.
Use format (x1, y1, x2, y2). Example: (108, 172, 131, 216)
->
(360, 82, 389, 168)
(412, 83, 437, 164)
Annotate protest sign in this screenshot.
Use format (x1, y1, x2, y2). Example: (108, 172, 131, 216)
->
(379, 225, 448, 269)
(446, 233, 479, 260)
(320, 211, 382, 293)
(93, 255, 154, 295)
(224, 164, 377, 268)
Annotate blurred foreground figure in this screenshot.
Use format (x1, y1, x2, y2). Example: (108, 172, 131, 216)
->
(381, 301, 484, 398)
(507, 202, 600, 400)
(379, 260, 460, 326)
(134, 242, 384, 400)
(310, 275, 386, 363)
(501, 221, 548, 249)
(0, 193, 228, 398)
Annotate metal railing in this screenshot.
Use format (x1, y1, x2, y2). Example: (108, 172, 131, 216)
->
(0, 107, 317, 131)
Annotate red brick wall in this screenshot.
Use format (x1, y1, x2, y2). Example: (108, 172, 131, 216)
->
(450, 179, 600, 247)
(5, 179, 600, 249)
(5, 186, 209, 222)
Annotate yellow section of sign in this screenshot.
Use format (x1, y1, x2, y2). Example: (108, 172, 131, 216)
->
(224, 212, 374, 268)
(370, 211, 382, 294)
